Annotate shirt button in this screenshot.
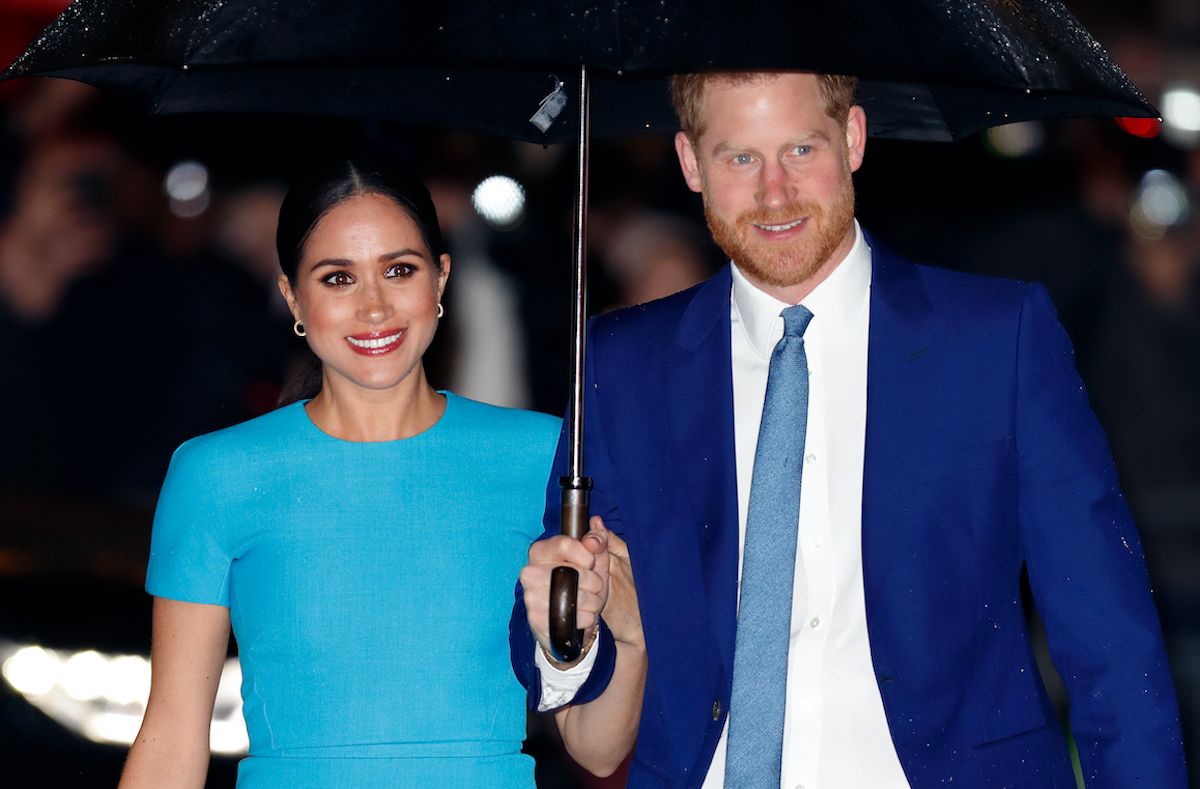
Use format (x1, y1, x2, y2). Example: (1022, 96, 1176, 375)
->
(805, 453, 816, 465)
(811, 536, 823, 548)
(712, 700, 721, 721)
(809, 617, 820, 628)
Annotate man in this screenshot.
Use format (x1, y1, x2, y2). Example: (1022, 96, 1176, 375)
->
(513, 71, 1187, 788)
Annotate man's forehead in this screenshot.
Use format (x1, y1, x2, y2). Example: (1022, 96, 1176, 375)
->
(700, 72, 796, 104)
(696, 73, 829, 143)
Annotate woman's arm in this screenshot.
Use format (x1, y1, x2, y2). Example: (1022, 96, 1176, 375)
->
(118, 597, 231, 789)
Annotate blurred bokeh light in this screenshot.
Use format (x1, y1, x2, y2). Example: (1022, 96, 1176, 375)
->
(1130, 168, 1190, 239)
(472, 174, 525, 229)
(2, 641, 248, 754)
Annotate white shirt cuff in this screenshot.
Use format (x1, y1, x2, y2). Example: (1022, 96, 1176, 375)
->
(535, 639, 599, 712)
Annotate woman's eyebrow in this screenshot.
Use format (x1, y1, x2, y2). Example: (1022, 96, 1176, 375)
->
(309, 257, 353, 271)
(381, 248, 427, 262)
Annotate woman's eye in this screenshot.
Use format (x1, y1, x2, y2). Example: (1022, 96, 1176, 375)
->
(386, 263, 415, 278)
(322, 271, 354, 286)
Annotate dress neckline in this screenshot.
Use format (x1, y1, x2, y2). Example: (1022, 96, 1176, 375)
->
(294, 391, 456, 445)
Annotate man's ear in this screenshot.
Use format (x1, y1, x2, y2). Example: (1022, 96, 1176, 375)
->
(845, 105, 867, 173)
(674, 131, 704, 194)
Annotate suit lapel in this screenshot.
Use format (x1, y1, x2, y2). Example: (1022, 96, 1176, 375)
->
(662, 266, 740, 677)
(861, 234, 939, 619)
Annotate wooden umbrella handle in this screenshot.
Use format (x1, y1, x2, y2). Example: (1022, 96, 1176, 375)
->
(549, 477, 591, 662)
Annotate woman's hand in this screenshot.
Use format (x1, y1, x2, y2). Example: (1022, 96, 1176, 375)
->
(118, 598, 230, 789)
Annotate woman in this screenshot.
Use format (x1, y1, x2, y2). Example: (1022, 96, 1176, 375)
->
(119, 157, 560, 788)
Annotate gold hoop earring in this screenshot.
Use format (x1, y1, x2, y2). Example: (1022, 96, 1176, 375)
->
(293, 321, 306, 337)
(436, 303, 445, 319)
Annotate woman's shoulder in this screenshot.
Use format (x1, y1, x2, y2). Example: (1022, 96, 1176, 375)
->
(444, 393, 561, 442)
(169, 402, 309, 470)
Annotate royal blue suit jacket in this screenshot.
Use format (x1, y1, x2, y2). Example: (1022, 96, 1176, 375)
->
(512, 234, 1186, 788)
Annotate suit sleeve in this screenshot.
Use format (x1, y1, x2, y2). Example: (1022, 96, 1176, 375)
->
(1014, 284, 1187, 786)
(510, 317, 620, 710)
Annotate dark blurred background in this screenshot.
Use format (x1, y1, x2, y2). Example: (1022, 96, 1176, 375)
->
(1, 0, 1198, 786)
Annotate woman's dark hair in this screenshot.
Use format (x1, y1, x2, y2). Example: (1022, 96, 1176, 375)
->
(275, 155, 446, 406)
(276, 155, 446, 284)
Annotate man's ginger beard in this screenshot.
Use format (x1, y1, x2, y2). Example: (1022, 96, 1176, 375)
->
(702, 164, 856, 289)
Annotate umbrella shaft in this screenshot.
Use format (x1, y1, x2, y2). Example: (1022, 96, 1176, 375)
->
(568, 65, 590, 479)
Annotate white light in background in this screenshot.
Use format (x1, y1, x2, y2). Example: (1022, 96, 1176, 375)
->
(165, 159, 212, 218)
(1161, 83, 1200, 148)
(3, 646, 58, 696)
(1130, 169, 1190, 240)
(0, 640, 248, 754)
(62, 650, 107, 701)
(983, 120, 1046, 158)
(472, 175, 526, 229)
(108, 655, 152, 706)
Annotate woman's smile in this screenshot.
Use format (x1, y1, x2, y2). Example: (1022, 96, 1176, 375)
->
(346, 328, 406, 355)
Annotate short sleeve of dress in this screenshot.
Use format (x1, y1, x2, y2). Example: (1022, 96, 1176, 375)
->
(146, 436, 235, 607)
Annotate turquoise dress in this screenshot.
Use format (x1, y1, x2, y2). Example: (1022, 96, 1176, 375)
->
(147, 393, 559, 788)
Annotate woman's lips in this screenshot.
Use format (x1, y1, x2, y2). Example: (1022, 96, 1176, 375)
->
(345, 329, 405, 356)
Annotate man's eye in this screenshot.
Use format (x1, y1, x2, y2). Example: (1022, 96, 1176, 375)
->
(733, 153, 753, 165)
(792, 145, 812, 156)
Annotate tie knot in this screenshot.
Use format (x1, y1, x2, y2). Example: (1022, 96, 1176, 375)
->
(781, 304, 814, 338)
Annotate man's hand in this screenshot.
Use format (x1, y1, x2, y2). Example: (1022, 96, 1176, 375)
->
(522, 516, 613, 665)
(526, 518, 647, 776)
(602, 528, 644, 651)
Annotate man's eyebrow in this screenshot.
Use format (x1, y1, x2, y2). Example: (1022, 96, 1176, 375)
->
(710, 141, 743, 156)
(709, 130, 831, 156)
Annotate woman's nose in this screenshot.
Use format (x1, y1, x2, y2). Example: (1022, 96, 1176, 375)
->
(356, 284, 394, 323)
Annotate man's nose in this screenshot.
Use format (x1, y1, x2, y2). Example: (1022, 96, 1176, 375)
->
(356, 282, 395, 323)
(757, 161, 793, 210)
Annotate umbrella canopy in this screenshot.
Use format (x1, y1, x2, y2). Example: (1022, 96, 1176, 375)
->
(3, 0, 1154, 143)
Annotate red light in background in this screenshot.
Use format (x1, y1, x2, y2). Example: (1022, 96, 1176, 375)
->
(1115, 117, 1161, 138)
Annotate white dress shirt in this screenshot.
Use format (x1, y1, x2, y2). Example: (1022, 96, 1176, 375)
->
(540, 223, 911, 789)
(706, 222, 909, 789)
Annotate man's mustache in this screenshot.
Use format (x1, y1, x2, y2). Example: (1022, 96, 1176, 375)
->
(734, 202, 821, 227)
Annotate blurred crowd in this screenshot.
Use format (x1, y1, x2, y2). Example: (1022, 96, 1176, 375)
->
(0, 80, 299, 509)
(0, 0, 1198, 786)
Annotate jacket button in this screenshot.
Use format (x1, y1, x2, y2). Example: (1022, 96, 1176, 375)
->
(712, 700, 721, 721)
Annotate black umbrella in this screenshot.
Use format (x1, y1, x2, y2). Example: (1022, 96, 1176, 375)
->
(2, 0, 1155, 660)
(1, 0, 1155, 142)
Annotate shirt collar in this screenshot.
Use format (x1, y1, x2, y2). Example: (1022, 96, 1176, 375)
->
(731, 220, 872, 359)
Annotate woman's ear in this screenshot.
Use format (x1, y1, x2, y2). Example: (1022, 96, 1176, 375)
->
(437, 253, 451, 301)
(277, 274, 301, 323)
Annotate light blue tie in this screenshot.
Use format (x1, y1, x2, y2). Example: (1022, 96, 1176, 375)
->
(725, 303, 813, 788)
